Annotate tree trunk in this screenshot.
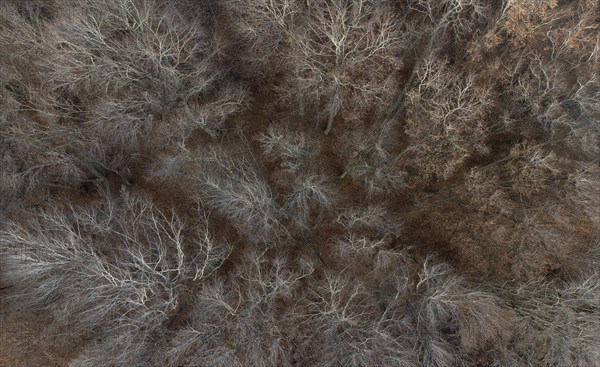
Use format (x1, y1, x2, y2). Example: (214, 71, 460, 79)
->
(324, 86, 341, 135)
(298, 94, 305, 117)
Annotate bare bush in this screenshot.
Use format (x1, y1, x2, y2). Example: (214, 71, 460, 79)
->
(300, 274, 386, 366)
(332, 205, 402, 269)
(429, 139, 600, 279)
(144, 149, 192, 185)
(335, 234, 389, 261)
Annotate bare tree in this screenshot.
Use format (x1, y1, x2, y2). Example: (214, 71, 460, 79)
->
(407, 0, 488, 37)
(1, 1, 599, 366)
(0, 0, 249, 202)
(226, 0, 404, 133)
(198, 146, 288, 244)
(41, 0, 246, 145)
(508, 52, 600, 158)
(220, 0, 301, 75)
(0, 190, 229, 363)
(286, 0, 403, 134)
(297, 273, 399, 366)
(339, 118, 408, 196)
(402, 56, 494, 182)
(166, 249, 313, 367)
(283, 174, 336, 229)
(489, 272, 600, 366)
(257, 125, 321, 173)
(336, 205, 402, 238)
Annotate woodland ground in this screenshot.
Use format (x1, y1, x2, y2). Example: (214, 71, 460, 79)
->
(1, 1, 599, 366)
